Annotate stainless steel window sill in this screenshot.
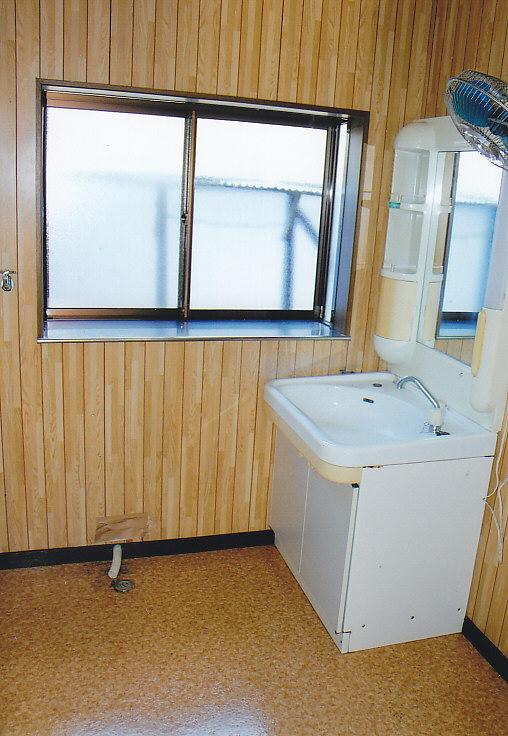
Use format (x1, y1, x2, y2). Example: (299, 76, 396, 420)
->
(39, 319, 349, 343)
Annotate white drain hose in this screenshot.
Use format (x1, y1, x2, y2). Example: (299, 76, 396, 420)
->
(108, 544, 122, 579)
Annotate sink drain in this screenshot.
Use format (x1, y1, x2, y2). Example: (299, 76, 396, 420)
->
(111, 578, 135, 593)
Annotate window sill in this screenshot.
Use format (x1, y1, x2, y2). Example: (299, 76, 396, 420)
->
(39, 319, 348, 343)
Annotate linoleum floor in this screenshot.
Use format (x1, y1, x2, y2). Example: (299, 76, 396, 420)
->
(1, 546, 507, 736)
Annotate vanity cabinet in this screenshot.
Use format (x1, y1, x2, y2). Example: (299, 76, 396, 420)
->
(270, 432, 492, 653)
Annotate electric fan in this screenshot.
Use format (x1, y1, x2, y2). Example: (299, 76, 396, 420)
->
(445, 69, 508, 170)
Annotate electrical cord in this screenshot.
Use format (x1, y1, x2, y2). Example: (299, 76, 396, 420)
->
(483, 416, 507, 564)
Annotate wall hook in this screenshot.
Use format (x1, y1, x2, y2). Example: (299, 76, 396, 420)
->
(1, 270, 16, 292)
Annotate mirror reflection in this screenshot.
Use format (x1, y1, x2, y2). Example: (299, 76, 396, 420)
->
(423, 150, 502, 365)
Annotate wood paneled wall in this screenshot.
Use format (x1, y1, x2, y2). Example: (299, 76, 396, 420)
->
(434, 338, 474, 366)
(0, 0, 507, 654)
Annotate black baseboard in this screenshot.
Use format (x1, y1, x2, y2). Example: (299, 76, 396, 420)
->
(0, 529, 275, 570)
(462, 617, 507, 682)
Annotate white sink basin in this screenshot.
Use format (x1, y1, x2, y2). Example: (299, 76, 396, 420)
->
(264, 372, 496, 476)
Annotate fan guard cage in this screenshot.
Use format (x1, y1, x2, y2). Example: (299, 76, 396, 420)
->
(445, 69, 508, 170)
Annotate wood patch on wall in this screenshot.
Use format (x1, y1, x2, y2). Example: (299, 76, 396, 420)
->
(94, 512, 149, 544)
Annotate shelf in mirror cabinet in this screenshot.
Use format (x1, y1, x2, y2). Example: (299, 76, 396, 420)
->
(388, 199, 426, 212)
(380, 266, 418, 280)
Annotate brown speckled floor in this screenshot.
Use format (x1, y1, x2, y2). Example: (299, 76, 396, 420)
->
(0, 546, 507, 736)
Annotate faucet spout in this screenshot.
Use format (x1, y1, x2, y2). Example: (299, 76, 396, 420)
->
(395, 375, 440, 409)
(395, 376, 445, 434)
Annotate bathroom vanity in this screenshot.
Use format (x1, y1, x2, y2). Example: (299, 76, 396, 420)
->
(265, 372, 496, 653)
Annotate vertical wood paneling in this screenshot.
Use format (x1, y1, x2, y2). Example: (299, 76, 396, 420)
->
(42, 344, 67, 548)
(462, 0, 483, 74)
(197, 342, 223, 536)
(217, 0, 243, 96)
(468, 418, 508, 614)
(83, 343, 105, 543)
(124, 343, 145, 516)
(484, 503, 508, 646)
(311, 339, 331, 375)
(249, 341, 278, 530)
(162, 343, 184, 538)
(40, 0, 64, 78)
(449, 0, 471, 81)
(197, 0, 221, 94)
(132, 0, 156, 88)
(258, 0, 283, 99)
(489, 0, 508, 78)
(175, 0, 199, 91)
(425, 0, 447, 117)
(352, 0, 379, 110)
(143, 343, 165, 538)
(277, 0, 304, 101)
(180, 342, 204, 536)
(404, 0, 433, 123)
(16, 0, 48, 550)
(334, 0, 360, 108)
(87, 0, 110, 83)
(468, 431, 508, 641)
(276, 339, 297, 377)
(294, 340, 314, 376)
(499, 607, 508, 655)
(62, 344, 86, 546)
(2, 0, 508, 656)
(154, 0, 177, 90)
(434, 0, 467, 119)
(434, 0, 460, 117)
(215, 341, 241, 533)
(0, 405, 8, 553)
(315, 0, 341, 107)
(297, 0, 322, 105)
(0, 0, 28, 552)
(501, 12, 508, 81)
(232, 341, 260, 532)
(105, 344, 125, 516)
(460, 339, 474, 365)
(238, 0, 263, 98)
(329, 340, 348, 373)
(63, 0, 87, 81)
(110, 0, 134, 85)
(475, 0, 498, 74)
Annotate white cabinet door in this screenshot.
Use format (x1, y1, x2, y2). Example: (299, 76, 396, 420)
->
(270, 433, 309, 577)
(299, 469, 357, 639)
(343, 458, 492, 652)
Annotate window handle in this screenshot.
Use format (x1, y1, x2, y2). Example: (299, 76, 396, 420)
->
(1, 269, 16, 292)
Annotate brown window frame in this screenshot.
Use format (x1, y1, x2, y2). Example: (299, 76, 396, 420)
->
(40, 81, 368, 333)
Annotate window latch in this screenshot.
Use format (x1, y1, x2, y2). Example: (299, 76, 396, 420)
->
(1, 269, 16, 292)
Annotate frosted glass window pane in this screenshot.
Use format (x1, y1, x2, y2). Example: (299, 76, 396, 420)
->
(45, 108, 185, 308)
(190, 119, 327, 310)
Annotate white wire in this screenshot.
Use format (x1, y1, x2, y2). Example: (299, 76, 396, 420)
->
(483, 417, 508, 564)
(483, 499, 504, 563)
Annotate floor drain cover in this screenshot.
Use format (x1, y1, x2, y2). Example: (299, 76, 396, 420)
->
(111, 578, 135, 593)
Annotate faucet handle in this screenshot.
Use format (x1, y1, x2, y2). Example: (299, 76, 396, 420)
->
(428, 401, 446, 429)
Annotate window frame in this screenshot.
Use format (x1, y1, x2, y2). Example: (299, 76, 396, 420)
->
(39, 81, 368, 334)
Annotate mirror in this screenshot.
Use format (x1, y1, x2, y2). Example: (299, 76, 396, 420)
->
(418, 150, 503, 366)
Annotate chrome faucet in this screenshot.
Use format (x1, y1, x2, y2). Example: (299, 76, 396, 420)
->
(395, 375, 445, 434)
